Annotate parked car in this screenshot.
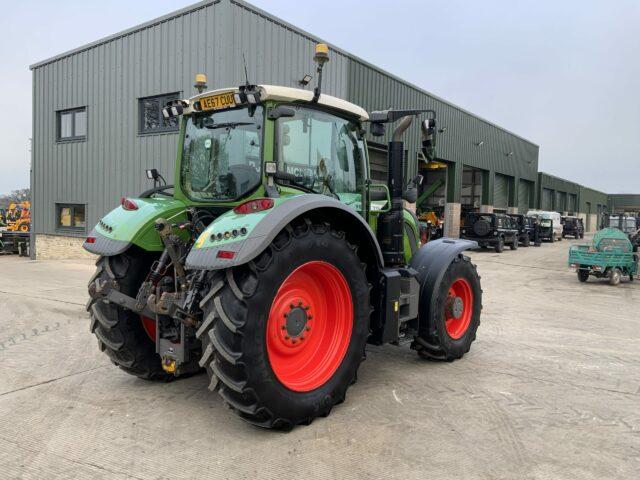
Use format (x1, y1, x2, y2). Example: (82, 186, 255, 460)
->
(562, 216, 584, 239)
(527, 210, 563, 242)
(508, 214, 534, 246)
(460, 212, 519, 252)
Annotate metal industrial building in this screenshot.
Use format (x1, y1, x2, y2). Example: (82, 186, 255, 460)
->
(609, 194, 640, 216)
(537, 172, 609, 232)
(30, 0, 616, 259)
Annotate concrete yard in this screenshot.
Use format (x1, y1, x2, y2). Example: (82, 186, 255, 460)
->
(0, 238, 638, 479)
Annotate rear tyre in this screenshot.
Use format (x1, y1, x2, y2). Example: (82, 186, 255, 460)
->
(510, 236, 518, 250)
(577, 270, 589, 282)
(414, 256, 482, 361)
(610, 268, 622, 286)
(523, 235, 531, 247)
(88, 253, 170, 380)
(197, 220, 370, 429)
(494, 237, 504, 253)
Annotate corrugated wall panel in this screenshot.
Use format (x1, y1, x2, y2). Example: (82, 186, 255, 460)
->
(568, 194, 577, 214)
(32, 2, 223, 236)
(542, 188, 554, 210)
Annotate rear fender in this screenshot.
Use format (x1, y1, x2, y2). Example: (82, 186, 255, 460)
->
(83, 198, 188, 256)
(186, 194, 384, 270)
(409, 238, 478, 335)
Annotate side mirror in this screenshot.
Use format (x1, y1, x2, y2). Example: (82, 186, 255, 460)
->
(370, 122, 386, 137)
(146, 168, 160, 181)
(403, 187, 417, 204)
(421, 118, 437, 162)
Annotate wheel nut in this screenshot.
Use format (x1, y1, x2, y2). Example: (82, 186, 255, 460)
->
(285, 335, 290, 340)
(308, 315, 313, 320)
(298, 301, 302, 306)
(281, 325, 286, 330)
(305, 326, 311, 331)
(292, 339, 297, 344)
(300, 336, 305, 341)
(304, 305, 310, 310)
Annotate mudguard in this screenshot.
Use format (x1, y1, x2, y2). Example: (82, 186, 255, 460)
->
(186, 194, 384, 270)
(83, 198, 188, 256)
(409, 238, 478, 332)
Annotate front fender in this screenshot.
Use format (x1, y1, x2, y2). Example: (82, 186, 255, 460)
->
(409, 237, 478, 333)
(186, 194, 384, 270)
(83, 198, 188, 255)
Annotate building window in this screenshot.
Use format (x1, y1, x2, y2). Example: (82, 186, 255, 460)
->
(57, 107, 87, 141)
(56, 204, 86, 231)
(139, 93, 180, 134)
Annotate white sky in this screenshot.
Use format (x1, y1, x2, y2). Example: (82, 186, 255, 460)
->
(1, 0, 639, 194)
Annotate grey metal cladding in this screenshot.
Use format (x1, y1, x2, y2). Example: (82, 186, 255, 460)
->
(186, 194, 384, 270)
(83, 229, 131, 256)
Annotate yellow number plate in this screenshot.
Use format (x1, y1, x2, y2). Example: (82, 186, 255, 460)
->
(199, 92, 235, 111)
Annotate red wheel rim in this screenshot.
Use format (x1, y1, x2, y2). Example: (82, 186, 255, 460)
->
(266, 261, 353, 392)
(140, 315, 156, 342)
(444, 278, 473, 339)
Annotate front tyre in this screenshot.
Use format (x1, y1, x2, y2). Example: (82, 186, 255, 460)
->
(198, 221, 370, 429)
(414, 256, 482, 361)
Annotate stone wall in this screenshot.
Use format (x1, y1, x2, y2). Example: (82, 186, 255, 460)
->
(444, 202, 461, 238)
(36, 234, 96, 260)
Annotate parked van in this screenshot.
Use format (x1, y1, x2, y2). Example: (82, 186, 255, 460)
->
(526, 210, 564, 242)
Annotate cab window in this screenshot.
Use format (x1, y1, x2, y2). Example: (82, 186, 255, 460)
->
(276, 106, 365, 199)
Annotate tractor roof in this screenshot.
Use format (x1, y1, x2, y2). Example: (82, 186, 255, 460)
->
(187, 85, 369, 121)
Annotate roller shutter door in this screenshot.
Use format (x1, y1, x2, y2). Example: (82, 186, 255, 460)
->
(542, 188, 554, 210)
(494, 174, 509, 208)
(555, 191, 567, 212)
(368, 145, 387, 183)
(518, 180, 532, 213)
(568, 194, 577, 213)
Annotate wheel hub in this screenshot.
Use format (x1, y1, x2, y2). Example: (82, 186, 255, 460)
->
(285, 304, 310, 338)
(446, 296, 464, 319)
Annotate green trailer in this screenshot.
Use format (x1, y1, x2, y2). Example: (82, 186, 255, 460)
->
(568, 228, 638, 285)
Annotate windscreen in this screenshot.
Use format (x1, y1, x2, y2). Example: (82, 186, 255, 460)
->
(181, 106, 263, 201)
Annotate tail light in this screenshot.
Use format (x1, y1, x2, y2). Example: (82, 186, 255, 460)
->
(216, 250, 236, 259)
(233, 198, 274, 215)
(120, 197, 139, 211)
(86, 237, 96, 244)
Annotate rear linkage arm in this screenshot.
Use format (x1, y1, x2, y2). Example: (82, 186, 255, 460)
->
(88, 216, 201, 328)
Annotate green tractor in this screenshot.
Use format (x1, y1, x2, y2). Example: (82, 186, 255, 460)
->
(84, 44, 482, 429)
